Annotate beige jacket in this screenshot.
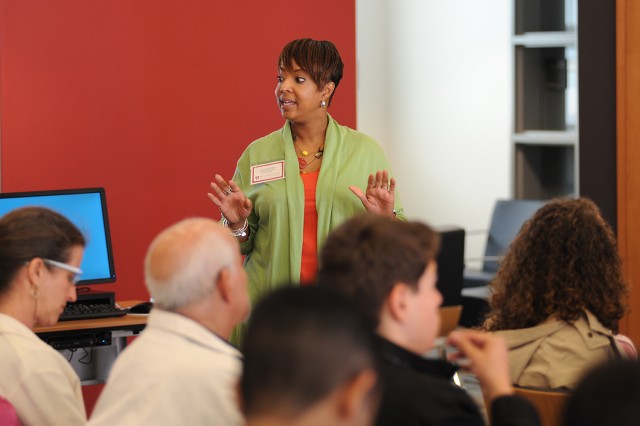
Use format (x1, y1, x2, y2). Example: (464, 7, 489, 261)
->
(494, 310, 621, 389)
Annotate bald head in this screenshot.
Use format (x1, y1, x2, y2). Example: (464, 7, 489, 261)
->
(144, 218, 240, 311)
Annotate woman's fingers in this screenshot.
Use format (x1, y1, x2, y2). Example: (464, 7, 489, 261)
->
(367, 174, 376, 190)
(242, 197, 253, 212)
(207, 193, 224, 210)
(210, 175, 241, 199)
(208, 179, 229, 207)
(349, 185, 369, 206)
(388, 177, 397, 196)
(381, 170, 389, 190)
(371, 170, 391, 191)
(376, 170, 385, 189)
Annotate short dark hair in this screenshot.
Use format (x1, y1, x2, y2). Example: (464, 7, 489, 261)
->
(241, 285, 378, 419)
(565, 360, 640, 426)
(278, 38, 344, 105)
(0, 207, 85, 294)
(317, 214, 440, 328)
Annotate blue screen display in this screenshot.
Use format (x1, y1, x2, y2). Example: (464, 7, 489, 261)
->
(0, 189, 115, 284)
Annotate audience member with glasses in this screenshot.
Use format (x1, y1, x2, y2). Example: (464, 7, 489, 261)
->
(0, 206, 87, 426)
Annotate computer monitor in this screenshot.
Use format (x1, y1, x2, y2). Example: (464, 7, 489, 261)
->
(435, 226, 465, 307)
(0, 187, 116, 285)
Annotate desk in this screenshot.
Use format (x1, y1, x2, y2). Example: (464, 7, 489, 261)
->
(34, 300, 148, 385)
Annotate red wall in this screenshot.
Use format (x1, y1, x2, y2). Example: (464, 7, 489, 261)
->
(0, 0, 356, 415)
(0, 0, 356, 300)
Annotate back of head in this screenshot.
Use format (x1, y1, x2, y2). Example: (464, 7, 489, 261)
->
(564, 359, 640, 426)
(241, 285, 379, 421)
(485, 197, 628, 331)
(278, 38, 343, 105)
(144, 217, 238, 311)
(317, 214, 439, 328)
(0, 207, 85, 295)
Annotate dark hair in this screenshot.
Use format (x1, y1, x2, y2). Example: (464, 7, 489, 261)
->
(317, 214, 440, 328)
(278, 38, 344, 105)
(241, 285, 378, 419)
(565, 360, 640, 426)
(0, 207, 85, 294)
(483, 198, 628, 332)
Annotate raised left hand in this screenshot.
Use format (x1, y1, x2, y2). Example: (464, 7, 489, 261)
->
(349, 170, 396, 218)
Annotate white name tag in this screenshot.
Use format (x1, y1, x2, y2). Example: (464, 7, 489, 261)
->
(250, 160, 285, 184)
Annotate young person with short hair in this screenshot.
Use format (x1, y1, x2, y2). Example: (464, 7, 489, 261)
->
(241, 286, 380, 426)
(318, 214, 539, 426)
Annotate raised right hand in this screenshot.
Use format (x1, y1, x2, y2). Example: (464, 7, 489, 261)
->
(208, 174, 253, 226)
(446, 330, 514, 402)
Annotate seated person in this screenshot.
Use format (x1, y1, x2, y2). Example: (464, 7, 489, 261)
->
(241, 285, 380, 426)
(482, 197, 634, 389)
(0, 207, 87, 426)
(564, 359, 640, 426)
(90, 218, 250, 425)
(317, 214, 539, 426)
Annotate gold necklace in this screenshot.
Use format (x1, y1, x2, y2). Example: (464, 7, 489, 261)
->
(293, 134, 324, 170)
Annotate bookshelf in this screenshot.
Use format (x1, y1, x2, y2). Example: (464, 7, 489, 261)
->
(513, 0, 578, 199)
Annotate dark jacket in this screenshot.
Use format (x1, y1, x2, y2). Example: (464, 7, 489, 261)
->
(375, 336, 540, 426)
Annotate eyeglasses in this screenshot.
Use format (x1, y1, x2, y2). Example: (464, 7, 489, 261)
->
(42, 259, 83, 284)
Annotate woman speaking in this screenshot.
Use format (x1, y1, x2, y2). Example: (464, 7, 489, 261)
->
(208, 38, 404, 305)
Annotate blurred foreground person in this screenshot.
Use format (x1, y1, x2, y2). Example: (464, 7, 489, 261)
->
(242, 286, 380, 426)
(90, 218, 250, 425)
(0, 207, 86, 426)
(564, 359, 640, 426)
(319, 214, 539, 426)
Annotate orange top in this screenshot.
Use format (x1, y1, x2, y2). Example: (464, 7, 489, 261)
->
(300, 171, 319, 285)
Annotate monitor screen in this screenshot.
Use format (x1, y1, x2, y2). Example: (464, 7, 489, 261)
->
(0, 188, 116, 285)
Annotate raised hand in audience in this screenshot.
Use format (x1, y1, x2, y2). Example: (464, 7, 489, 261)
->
(447, 330, 514, 402)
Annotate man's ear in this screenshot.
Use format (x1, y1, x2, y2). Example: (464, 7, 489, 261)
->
(216, 269, 233, 303)
(386, 283, 411, 322)
(335, 369, 379, 421)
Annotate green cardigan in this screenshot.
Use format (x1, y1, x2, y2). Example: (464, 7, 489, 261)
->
(232, 115, 405, 303)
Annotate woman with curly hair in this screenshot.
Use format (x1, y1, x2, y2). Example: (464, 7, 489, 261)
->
(483, 197, 634, 389)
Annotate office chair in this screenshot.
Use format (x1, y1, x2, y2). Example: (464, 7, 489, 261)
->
(438, 305, 462, 337)
(460, 199, 545, 327)
(463, 199, 545, 289)
(512, 386, 570, 426)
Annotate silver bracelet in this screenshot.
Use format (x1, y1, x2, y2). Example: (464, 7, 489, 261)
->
(221, 216, 249, 238)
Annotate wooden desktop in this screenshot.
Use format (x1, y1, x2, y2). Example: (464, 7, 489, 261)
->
(34, 300, 148, 385)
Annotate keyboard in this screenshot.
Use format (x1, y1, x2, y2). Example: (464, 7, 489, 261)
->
(59, 302, 127, 321)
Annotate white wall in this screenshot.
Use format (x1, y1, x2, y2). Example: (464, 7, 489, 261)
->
(357, 0, 512, 262)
